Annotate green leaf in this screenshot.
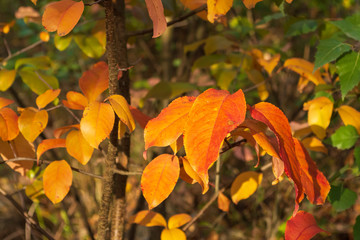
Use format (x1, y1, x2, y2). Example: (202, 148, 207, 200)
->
(74, 35, 105, 58)
(217, 70, 237, 91)
(336, 51, 360, 99)
(19, 68, 59, 95)
(314, 38, 351, 71)
(354, 216, 360, 240)
(328, 185, 357, 212)
(327, 125, 359, 150)
(192, 54, 227, 70)
(354, 147, 360, 170)
(285, 20, 318, 37)
(15, 56, 52, 70)
(204, 35, 233, 55)
(54, 35, 73, 51)
(331, 20, 360, 41)
(256, 12, 286, 26)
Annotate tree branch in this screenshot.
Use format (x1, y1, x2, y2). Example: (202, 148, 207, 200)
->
(1, 40, 42, 65)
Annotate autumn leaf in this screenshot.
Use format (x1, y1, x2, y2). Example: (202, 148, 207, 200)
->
(0, 69, 16, 91)
(161, 229, 186, 240)
(285, 211, 328, 240)
(62, 91, 88, 110)
(230, 171, 262, 204)
(168, 214, 192, 229)
(303, 97, 333, 139)
(180, 156, 208, 191)
(145, 96, 195, 150)
(144, 0, 167, 38)
(36, 89, 60, 109)
(246, 69, 269, 101)
(79, 61, 109, 102)
(107, 94, 135, 132)
(141, 154, 179, 209)
(66, 130, 94, 165)
(53, 124, 80, 138)
(218, 192, 231, 212)
(42, 0, 84, 36)
(301, 137, 328, 154)
(337, 105, 360, 134)
(0, 97, 14, 109)
(18, 107, 48, 142)
(242, 0, 263, 9)
(0, 108, 19, 141)
(129, 210, 167, 227)
(80, 102, 114, 148)
(0, 133, 34, 176)
(184, 89, 246, 189)
(43, 160, 72, 204)
(180, 0, 207, 20)
(37, 139, 66, 161)
(39, 31, 50, 42)
(207, 0, 233, 23)
(129, 106, 152, 129)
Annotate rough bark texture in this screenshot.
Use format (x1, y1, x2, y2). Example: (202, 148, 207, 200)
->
(97, 0, 130, 239)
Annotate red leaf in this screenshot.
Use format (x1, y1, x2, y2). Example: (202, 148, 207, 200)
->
(129, 106, 152, 129)
(285, 211, 328, 240)
(144, 0, 167, 38)
(79, 61, 109, 102)
(141, 154, 179, 209)
(145, 96, 196, 150)
(0, 108, 19, 141)
(37, 139, 66, 161)
(184, 89, 246, 189)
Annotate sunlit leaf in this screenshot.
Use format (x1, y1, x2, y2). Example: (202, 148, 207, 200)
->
(242, 0, 262, 9)
(144, 0, 167, 38)
(19, 68, 59, 95)
(141, 154, 179, 209)
(62, 91, 88, 110)
(107, 94, 135, 132)
(36, 89, 60, 109)
(37, 139, 66, 161)
(53, 124, 80, 138)
(170, 136, 183, 154)
(207, 0, 233, 23)
(0, 133, 34, 176)
(180, 156, 206, 191)
(80, 102, 115, 148)
(79, 61, 109, 102)
(74, 34, 105, 58)
(303, 97, 333, 139)
(161, 229, 186, 240)
(18, 107, 48, 142)
(301, 137, 328, 154)
(184, 89, 246, 189)
(54, 34, 73, 51)
(327, 125, 359, 150)
(0, 97, 14, 109)
(284, 58, 325, 87)
(168, 213, 192, 229)
(0, 69, 16, 91)
(218, 192, 230, 212)
(66, 130, 94, 165)
(230, 171, 262, 204)
(43, 160, 72, 204)
(145, 96, 195, 150)
(15, 56, 51, 70)
(0, 108, 19, 141)
(257, 53, 280, 76)
(338, 105, 360, 134)
(336, 51, 360, 99)
(285, 211, 328, 240)
(42, 0, 84, 36)
(180, 0, 207, 20)
(272, 157, 284, 183)
(128, 210, 167, 227)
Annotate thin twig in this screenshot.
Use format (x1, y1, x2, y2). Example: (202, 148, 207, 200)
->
(85, 0, 104, 6)
(215, 157, 220, 195)
(1, 40, 43, 65)
(127, 5, 207, 38)
(220, 139, 247, 155)
(45, 105, 62, 112)
(3, 37, 11, 57)
(111, 168, 142, 176)
(63, 105, 81, 123)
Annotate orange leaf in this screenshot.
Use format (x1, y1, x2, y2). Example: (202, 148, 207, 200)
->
(249, 102, 303, 213)
(170, 135, 183, 154)
(141, 154, 179, 209)
(107, 94, 135, 132)
(18, 107, 48, 142)
(180, 156, 207, 191)
(257, 53, 280, 76)
(37, 139, 66, 161)
(144, 0, 167, 38)
(129, 210, 167, 227)
(36, 89, 60, 109)
(337, 105, 360, 134)
(285, 211, 328, 240)
(80, 102, 115, 148)
(0, 133, 34, 176)
(53, 124, 80, 138)
(286, 0, 293, 3)
(293, 138, 330, 205)
(31, 0, 37, 5)
(42, 0, 84, 36)
(0, 97, 14, 109)
(43, 160, 72, 204)
(230, 171, 262, 204)
(161, 229, 186, 240)
(180, 0, 207, 20)
(272, 157, 284, 184)
(218, 192, 231, 212)
(129, 106, 152, 129)
(62, 91, 88, 110)
(207, 0, 233, 23)
(66, 130, 94, 165)
(145, 96, 196, 150)
(184, 89, 246, 188)
(79, 61, 109, 102)
(242, 0, 263, 9)
(168, 213, 192, 229)
(39, 31, 50, 42)
(0, 108, 19, 141)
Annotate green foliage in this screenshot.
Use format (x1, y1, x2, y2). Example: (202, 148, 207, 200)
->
(336, 51, 360, 99)
(328, 185, 357, 212)
(326, 125, 359, 150)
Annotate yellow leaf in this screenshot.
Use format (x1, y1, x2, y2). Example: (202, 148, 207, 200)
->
(303, 97, 333, 139)
(80, 102, 115, 148)
(129, 210, 167, 227)
(18, 107, 48, 142)
(31, 0, 37, 5)
(218, 192, 230, 212)
(0, 69, 16, 91)
(161, 229, 186, 240)
(66, 130, 94, 165)
(207, 0, 233, 23)
(337, 105, 360, 134)
(107, 94, 135, 132)
(230, 171, 262, 204)
(246, 69, 269, 101)
(301, 137, 328, 154)
(25, 180, 44, 202)
(168, 214, 192, 229)
(36, 89, 60, 109)
(43, 160, 72, 204)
